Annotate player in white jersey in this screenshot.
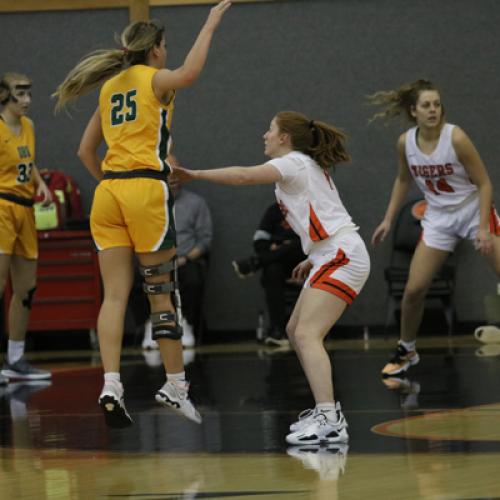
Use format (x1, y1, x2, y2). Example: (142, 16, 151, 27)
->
(369, 79, 500, 376)
(174, 111, 371, 445)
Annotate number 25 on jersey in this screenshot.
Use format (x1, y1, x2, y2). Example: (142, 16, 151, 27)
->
(110, 90, 137, 126)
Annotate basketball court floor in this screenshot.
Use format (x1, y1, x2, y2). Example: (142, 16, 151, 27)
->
(1, 335, 500, 499)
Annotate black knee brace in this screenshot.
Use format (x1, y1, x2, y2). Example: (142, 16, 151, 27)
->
(22, 286, 37, 310)
(151, 311, 182, 340)
(141, 257, 184, 340)
(140, 260, 176, 297)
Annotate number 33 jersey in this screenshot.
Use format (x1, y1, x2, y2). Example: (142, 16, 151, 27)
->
(100, 65, 174, 173)
(405, 123, 477, 209)
(0, 116, 36, 198)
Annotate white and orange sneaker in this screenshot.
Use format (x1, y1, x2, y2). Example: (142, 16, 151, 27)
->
(382, 342, 419, 377)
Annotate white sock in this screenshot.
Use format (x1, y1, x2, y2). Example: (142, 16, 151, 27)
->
(8, 340, 25, 365)
(400, 340, 416, 352)
(104, 372, 121, 385)
(167, 371, 186, 387)
(316, 402, 338, 421)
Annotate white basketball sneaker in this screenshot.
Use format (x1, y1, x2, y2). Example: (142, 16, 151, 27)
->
(155, 380, 202, 424)
(286, 409, 349, 446)
(98, 380, 133, 429)
(290, 408, 317, 432)
(290, 402, 346, 432)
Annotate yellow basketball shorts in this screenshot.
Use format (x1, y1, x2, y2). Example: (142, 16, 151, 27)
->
(0, 198, 38, 259)
(90, 178, 176, 253)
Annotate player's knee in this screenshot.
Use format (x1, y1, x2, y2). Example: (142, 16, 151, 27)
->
(19, 286, 37, 309)
(147, 292, 173, 312)
(403, 285, 427, 305)
(292, 326, 312, 351)
(141, 258, 183, 334)
(285, 321, 295, 341)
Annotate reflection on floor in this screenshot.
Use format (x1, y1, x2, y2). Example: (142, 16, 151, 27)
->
(2, 334, 500, 499)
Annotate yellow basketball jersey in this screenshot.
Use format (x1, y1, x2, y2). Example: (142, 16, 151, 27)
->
(100, 65, 174, 173)
(0, 116, 36, 198)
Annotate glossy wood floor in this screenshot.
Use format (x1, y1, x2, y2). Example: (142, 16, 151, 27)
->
(2, 334, 500, 499)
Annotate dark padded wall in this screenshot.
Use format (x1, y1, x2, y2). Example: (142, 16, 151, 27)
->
(1, 0, 499, 330)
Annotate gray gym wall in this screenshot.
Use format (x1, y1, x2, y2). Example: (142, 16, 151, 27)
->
(1, 0, 499, 332)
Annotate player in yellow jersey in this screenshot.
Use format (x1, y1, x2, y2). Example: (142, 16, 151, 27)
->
(0, 73, 52, 384)
(54, 0, 232, 428)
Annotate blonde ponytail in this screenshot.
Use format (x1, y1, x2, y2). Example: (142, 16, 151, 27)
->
(53, 50, 125, 112)
(53, 19, 164, 112)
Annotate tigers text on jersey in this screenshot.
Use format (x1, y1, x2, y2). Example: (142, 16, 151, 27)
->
(269, 151, 357, 255)
(405, 123, 477, 209)
(100, 65, 174, 173)
(0, 116, 36, 198)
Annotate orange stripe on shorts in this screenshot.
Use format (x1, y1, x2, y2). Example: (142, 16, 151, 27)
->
(490, 205, 500, 236)
(312, 277, 357, 305)
(309, 249, 356, 304)
(310, 249, 349, 286)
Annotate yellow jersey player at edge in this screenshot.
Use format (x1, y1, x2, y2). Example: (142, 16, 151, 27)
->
(53, 0, 232, 428)
(0, 73, 52, 384)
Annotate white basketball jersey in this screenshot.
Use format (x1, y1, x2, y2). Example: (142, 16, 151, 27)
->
(405, 123, 477, 209)
(269, 151, 356, 254)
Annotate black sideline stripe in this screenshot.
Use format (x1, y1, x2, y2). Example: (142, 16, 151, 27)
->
(107, 490, 309, 498)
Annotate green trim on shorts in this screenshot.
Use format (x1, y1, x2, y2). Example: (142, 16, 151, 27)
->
(158, 188, 177, 250)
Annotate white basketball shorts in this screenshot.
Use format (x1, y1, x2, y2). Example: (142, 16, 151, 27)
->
(305, 230, 370, 305)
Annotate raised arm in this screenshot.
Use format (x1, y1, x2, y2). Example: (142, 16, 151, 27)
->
(153, 0, 231, 96)
(371, 133, 413, 245)
(452, 126, 493, 255)
(174, 163, 282, 186)
(77, 108, 104, 182)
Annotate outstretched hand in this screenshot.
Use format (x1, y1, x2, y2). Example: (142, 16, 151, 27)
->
(205, 0, 232, 31)
(171, 165, 197, 184)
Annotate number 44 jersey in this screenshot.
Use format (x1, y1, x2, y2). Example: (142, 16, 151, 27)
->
(405, 123, 477, 210)
(0, 115, 36, 198)
(100, 65, 174, 174)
